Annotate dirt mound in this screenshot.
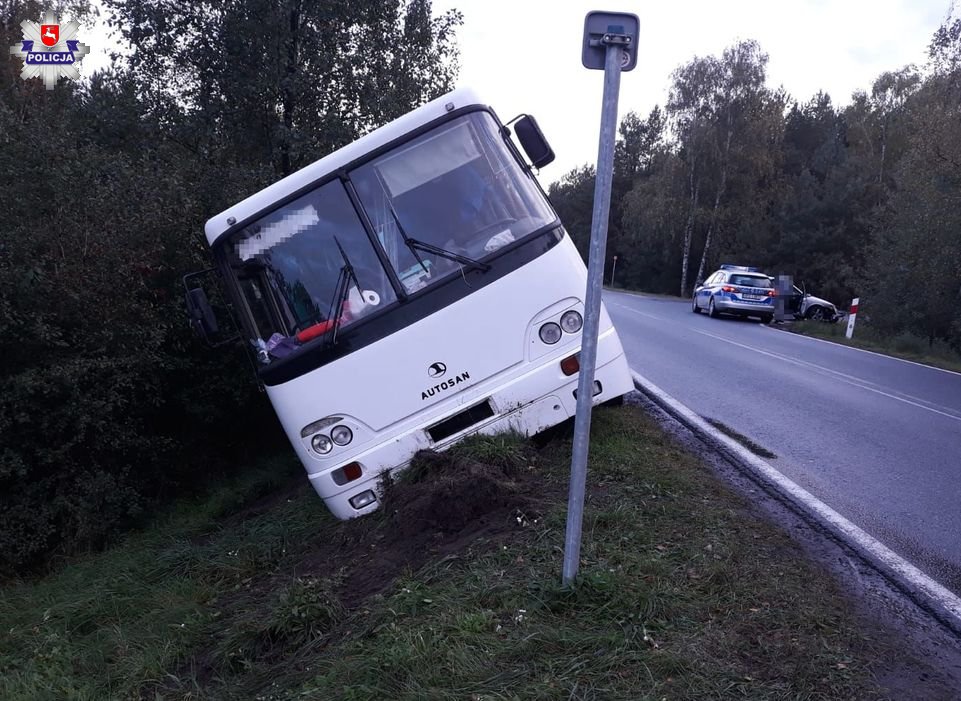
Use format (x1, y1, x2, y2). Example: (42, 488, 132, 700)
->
(383, 449, 527, 536)
(288, 439, 553, 611)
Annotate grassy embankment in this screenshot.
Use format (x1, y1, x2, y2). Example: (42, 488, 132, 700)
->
(0, 406, 935, 700)
(788, 319, 961, 374)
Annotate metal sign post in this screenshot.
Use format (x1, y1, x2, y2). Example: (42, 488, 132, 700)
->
(610, 255, 618, 287)
(562, 11, 639, 587)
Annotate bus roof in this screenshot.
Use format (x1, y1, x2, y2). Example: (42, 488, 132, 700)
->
(204, 87, 488, 247)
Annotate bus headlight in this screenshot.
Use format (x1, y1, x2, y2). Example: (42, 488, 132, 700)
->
(311, 434, 333, 455)
(539, 322, 562, 344)
(331, 425, 353, 446)
(560, 310, 583, 333)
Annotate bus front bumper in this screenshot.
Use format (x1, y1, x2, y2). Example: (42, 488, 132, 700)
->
(309, 340, 633, 520)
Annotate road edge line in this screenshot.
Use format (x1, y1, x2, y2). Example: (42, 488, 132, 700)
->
(764, 324, 961, 378)
(630, 368, 961, 638)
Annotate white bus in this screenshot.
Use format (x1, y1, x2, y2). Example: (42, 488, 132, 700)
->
(191, 88, 634, 519)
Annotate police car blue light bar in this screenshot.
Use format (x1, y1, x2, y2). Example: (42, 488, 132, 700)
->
(719, 264, 762, 272)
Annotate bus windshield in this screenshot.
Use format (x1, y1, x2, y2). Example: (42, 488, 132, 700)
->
(350, 111, 555, 293)
(224, 180, 398, 348)
(221, 109, 556, 360)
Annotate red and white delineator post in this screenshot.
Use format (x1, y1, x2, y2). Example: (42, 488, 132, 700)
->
(845, 297, 859, 339)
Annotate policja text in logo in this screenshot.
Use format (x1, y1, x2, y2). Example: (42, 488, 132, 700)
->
(9, 10, 89, 90)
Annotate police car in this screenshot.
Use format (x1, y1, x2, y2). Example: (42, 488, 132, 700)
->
(692, 264, 775, 323)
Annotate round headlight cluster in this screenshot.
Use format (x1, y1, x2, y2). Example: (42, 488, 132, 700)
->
(538, 322, 562, 344)
(311, 434, 333, 454)
(538, 309, 584, 345)
(311, 425, 353, 455)
(560, 310, 583, 333)
(331, 425, 353, 446)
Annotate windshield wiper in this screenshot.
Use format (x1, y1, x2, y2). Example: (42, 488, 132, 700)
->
(406, 238, 491, 273)
(325, 236, 361, 348)
(384, 205, 431, 276)
(385, 203, 490, 274)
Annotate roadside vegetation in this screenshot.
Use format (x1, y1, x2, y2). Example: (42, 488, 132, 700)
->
(0, 0, 463, 573)
(3, 0, 958, 584)
(788, 319, 961, 374)
(552, 16, 961, 362)
(1, 406, 945, 700)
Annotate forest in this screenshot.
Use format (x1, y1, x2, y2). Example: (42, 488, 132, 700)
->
(550, 21, 960, 351)
(0, 0, 462, 572)
(0, 0, 958, 573)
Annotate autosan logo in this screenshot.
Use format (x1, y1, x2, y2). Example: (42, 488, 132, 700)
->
(9, 10, 90, 90)
(427, 362, 447, 379)
(421, 370, 471, 401)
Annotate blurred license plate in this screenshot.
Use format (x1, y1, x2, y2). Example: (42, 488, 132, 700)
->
(743, 293, 764, 300)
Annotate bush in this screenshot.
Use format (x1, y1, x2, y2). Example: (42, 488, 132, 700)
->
(0, 75, 273, 575)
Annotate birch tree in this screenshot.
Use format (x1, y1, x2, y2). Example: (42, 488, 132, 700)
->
(691, 40, 772, 287)
(666, 56, 716, 296)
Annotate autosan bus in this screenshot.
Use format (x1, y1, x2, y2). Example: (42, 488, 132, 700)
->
(188, 88, 634, 519)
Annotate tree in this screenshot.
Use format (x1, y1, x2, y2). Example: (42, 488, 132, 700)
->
(613, 106, 664, 183)
(548, 165, 595, 262)
(619, 149, 688, 292)
(608, 106, 665, 283)
(548, 106, 665, 285)
(690, 41, 778, 288)
(0, 0, 463, 572)
(869, 67, 921, 196)
(104, 0, 462, 176)
(666, 53, 716, 296)
(864, 14, 961, 349)
(659, 40, 780, 295)
(547, 22, 961, 355)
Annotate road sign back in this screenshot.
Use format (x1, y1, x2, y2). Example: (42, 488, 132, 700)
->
(581, 11, 639, 71)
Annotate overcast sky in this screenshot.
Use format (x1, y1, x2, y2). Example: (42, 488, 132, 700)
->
(431, 0, 954, 179)
(80, 1, 954, 181)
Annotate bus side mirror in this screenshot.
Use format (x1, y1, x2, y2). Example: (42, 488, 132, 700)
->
(186, 286, 219, 340)
(514, 115, 555, 169)
(183, 269, 241, 348)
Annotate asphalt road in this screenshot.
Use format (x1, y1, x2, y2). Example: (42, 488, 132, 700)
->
(605, 290, 961, 595)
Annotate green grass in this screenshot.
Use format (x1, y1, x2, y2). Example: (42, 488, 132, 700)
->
(788, 319, 961, 374)
(0, 407, 923, 700)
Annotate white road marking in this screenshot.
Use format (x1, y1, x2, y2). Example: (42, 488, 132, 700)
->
(688, 327, 961, 424)
(630, 368, 961, 633)
(608, 298, 961, 424)
(607, 289, 961, 378)
(607, 300, 674, 324)
(761, 324, 961, 378)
